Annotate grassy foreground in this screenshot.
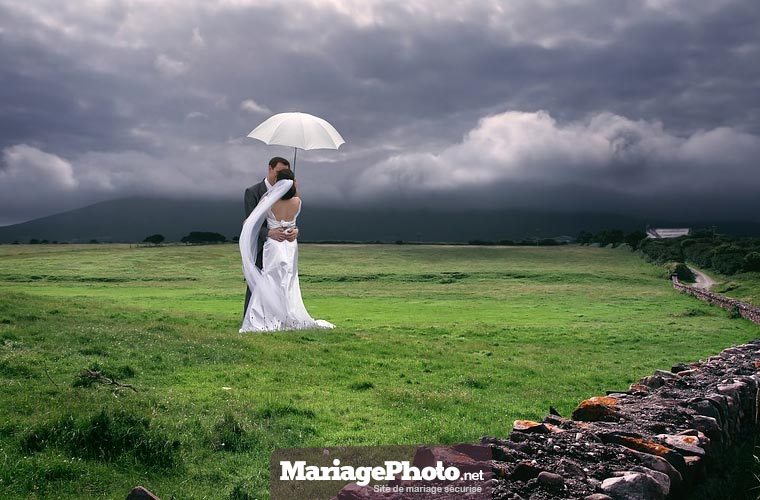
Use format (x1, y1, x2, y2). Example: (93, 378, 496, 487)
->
(0, 243, 758, 499)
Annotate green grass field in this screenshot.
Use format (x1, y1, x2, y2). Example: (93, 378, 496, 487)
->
(708, 269, 760, 306)
(1, 243, 758, 499)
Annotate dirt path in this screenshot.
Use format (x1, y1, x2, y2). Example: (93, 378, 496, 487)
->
(688, 265, 718, 290)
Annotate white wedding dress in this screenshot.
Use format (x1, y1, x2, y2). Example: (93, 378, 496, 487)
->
(239, 179, 335, 333)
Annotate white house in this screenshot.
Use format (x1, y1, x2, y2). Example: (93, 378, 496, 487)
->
(645, 228, 691, 239)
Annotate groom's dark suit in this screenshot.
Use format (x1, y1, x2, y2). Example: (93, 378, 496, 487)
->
(243, 179, 270, 315)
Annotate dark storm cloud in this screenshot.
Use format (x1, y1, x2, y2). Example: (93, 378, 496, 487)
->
(0, 0, 759, 225)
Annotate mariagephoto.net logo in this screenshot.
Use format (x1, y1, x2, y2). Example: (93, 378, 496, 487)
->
(270, 445, 493, 500)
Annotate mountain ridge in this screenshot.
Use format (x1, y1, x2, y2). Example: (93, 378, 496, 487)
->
(1, 197, 758, 243)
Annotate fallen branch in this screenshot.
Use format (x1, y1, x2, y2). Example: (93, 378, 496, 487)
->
(77, 368, 138, 393)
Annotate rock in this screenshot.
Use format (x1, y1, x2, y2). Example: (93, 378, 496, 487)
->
(509, 461, 543, 481)
(599, 433, 686, 474)
(717, 382, 745, 402)
(640, 376, 664, 389)
(631, 466, 671, 496)
(654, 369, 679, 380)
(671, 362, 690, 373)
(584, 495, 614, 500)
(558, 457, 586, 478)
(625, 448, 683, 488)
(450, 443, 494, 462)
(692, 415, 722, 441)
(536, 471, 564, 492)
(127, 487, 162, 500)
(654, 434, 705, 457)
(688, 399, 722, 423)
(572, 396, 621, 421)
(601, 471, 666, 500)
(412, 445, 495, 479)
(628, 383, 650, 393)
(512, 420, 549, 434)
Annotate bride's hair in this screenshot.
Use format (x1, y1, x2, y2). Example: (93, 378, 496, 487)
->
(276, 169, 297, 200)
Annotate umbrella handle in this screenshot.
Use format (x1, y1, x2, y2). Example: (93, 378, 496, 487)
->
(293, 147, 297, 174)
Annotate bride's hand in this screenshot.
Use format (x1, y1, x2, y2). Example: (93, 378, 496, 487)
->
(268, 228, 287, 241)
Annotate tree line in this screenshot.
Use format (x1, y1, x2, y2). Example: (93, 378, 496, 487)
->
(578, 228, 760, 276)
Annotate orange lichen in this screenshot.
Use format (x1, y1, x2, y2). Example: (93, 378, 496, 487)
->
(572, 396, 620, 421)
(617, 436, 674, 457)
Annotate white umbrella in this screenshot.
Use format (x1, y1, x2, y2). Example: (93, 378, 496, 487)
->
(247, 112, 345, 172)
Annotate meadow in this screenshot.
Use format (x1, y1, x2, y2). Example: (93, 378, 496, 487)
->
(0, 243, 758, 499)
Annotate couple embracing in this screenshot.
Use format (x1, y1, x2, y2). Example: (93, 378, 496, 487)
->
(239, 157, 334, 333)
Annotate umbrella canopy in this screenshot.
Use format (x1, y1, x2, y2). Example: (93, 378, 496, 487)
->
(247, 112, 345, 170)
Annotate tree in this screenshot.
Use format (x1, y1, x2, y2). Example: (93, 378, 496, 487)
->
(143, 234, 165, 246)
(624, 230, 647, 250)
(576, 231, 593, 245)
(593, 229, 624, 248)
(710, 245, 744, 275)
(639, 239, 684, 264)
(180, 232, 227, 244)
(743, 252, 760, 272)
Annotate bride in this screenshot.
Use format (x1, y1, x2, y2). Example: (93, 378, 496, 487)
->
(239, 169, 335, 332)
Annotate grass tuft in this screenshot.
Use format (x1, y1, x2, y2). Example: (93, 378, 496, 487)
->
(20, 409, 180, 469)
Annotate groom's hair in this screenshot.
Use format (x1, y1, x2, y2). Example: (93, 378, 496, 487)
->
(268, 157, 291, 169)
(276, 169, 297, 200)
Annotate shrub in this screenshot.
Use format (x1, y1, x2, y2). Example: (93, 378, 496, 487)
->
(143, 234, 165, 245)
(664, 262, 696, 282)
(744, 252, 760, 272)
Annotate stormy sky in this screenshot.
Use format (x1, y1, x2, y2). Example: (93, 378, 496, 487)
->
(1, 0, 759, 226)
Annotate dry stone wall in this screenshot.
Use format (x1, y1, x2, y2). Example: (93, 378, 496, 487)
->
(334, 340, 760, 500)
(672, 276, 760, 324)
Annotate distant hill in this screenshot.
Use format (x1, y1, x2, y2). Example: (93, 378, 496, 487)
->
(1, 197, 758, 244)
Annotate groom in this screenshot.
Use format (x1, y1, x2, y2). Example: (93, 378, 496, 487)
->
(243, 156, 298, 316)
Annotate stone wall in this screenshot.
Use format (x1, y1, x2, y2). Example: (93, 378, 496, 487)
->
(333, 340, 760, 500)
(672, 276, 760, 324)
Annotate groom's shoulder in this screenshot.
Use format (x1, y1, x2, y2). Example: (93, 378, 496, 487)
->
(245, 180, 266, 195)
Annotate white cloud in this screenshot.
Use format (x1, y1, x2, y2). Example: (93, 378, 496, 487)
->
(240, 99, 271, 114)
(1, 144, 78, 189)
(354, 110, 760, 202)
(154, 53, 188, 78)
